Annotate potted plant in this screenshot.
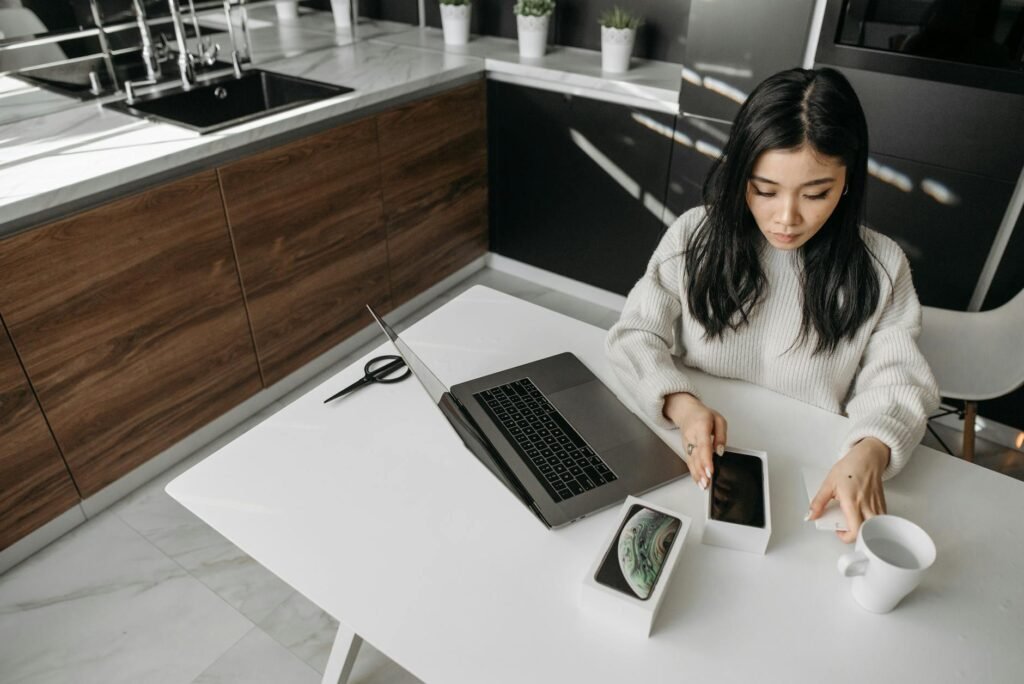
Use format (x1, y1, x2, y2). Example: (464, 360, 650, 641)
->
(513, 0, 555, 59)
(598, 6, 642, 73)
(439, 0, 472, 46)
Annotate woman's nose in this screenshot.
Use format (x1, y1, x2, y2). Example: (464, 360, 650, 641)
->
(777, 197, 801, 227)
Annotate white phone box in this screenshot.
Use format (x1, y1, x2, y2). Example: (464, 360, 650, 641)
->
(580, 496, 691, 637)
(701, 446, 772, 554)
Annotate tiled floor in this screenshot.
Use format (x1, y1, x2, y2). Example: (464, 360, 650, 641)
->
(921, 418, 1024, 483)
(1, 266, 1020, 684)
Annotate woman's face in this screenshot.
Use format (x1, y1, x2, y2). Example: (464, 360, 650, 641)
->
(745, 144, 847, 251)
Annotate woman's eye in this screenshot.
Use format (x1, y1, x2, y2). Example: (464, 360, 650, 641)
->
(805, 190, 830, 200)
(752, 187, 775, 198)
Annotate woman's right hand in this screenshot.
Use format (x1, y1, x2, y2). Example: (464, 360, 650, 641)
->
(663, 392, 728, 490)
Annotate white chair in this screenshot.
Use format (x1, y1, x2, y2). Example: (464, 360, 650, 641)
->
(917, 287, 1024, 462)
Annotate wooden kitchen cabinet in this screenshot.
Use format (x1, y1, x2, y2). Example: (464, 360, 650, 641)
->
(0, 171, 262, 499)
(0, 318, 80, 551)
(218, 116, 392, 385)
(377, 80, 489, 306)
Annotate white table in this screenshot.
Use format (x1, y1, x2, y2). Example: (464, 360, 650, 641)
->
(167, 285, 1024, 683)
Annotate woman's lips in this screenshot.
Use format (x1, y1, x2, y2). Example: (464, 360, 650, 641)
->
(771, 233, 799, 244)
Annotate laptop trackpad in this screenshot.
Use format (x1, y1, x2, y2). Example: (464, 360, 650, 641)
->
(548, 380, 647, 451)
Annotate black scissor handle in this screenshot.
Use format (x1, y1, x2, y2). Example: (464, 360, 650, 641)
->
(324, 355, 410, 403)
(364, 355, 411, 384)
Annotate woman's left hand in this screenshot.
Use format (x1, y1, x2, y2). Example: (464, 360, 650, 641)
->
(807, 438, 890, 543)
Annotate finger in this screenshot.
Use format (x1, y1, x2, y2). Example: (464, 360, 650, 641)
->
(837, 493, 864, 543)
(712, 414, 728, 457)
(807, 482, 833, 520)
(684, 432, 714, 489)
(860, 483, 886, 520)
(863, 494, 886, 521)
(697, 432, 716, 489)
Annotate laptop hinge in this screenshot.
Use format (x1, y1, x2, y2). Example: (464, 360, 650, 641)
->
(438, 392, 549, 527)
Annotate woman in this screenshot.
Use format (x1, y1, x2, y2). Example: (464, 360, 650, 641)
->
(606, 67, 939, 542)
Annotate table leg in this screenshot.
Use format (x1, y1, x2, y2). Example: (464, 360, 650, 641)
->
(321, 624, 363, 684)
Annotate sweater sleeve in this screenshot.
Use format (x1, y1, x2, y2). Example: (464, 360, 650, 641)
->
(605, 212, 702, 429)
(839, 248, 940, 480)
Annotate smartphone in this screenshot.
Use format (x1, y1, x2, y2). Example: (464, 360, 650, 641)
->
(710, 450, 766, 528)
(594, 504, 681, 600)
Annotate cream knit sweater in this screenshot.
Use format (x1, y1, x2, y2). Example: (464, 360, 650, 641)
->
(606, 207, 940, 479)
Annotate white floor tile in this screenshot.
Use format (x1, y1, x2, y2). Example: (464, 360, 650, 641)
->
(114, 468, 295, 624)
(192, 627, 320, 684)
(0, 513, 251, 684)
(257, 590, 339, 674)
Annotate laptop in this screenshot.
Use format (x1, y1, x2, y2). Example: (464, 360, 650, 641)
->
(367, 304, 687, 529)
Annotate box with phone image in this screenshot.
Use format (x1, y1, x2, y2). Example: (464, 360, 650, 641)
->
(701, 446, 772, 554)
(580, 496, 691, 637)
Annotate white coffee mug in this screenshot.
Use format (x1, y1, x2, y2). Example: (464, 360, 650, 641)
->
(837, 515, 936, 613)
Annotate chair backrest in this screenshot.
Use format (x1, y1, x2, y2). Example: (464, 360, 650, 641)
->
(917, 288, 1024, 401)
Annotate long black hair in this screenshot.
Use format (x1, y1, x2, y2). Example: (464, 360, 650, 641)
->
(685, 67, 881, 355)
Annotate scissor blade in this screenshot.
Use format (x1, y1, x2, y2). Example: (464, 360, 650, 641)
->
(323, 375, 370, 403)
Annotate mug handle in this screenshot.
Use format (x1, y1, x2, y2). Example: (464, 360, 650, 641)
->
(838, 551, 869, 577)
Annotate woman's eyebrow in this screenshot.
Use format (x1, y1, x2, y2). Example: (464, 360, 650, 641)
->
(750, 175, 837, 187)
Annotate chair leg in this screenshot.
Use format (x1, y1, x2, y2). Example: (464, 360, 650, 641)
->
(962, 401, 977, 463)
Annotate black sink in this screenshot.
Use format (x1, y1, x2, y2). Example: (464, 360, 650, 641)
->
(105, 70, 353, 133)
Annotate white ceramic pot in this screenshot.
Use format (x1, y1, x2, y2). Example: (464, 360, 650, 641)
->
(440, 4, 472, 46)
(275, 1, 299, 20)
(601, 26, 635, 73)
(330, 0, 352, 29)
(516, 14, 550, 59)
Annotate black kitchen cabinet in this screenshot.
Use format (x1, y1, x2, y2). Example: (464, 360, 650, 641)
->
(862, 152, 1015, 310)
(664, 114, 732, 220)
(488, 81, 674, 295)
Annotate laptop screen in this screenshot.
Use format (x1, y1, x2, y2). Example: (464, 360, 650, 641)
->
(366, 304, 448, 404)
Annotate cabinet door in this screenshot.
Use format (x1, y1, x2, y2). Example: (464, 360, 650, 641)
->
(488, 81, 673, 295)
(664, 114, 731, 222)
(0, 171, 262, 499)
(218, 117, 392, 385)
(377, 81, 489, 306)
(0, 318, 79, 551)
(864, 152, 1015, 310)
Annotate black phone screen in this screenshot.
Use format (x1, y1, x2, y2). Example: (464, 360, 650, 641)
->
(710, 451, 766, 528)
(594, 504, 681, 600)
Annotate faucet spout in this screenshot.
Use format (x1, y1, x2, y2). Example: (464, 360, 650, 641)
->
(168, 0, 196, 89)
(132, 0, 162, 82)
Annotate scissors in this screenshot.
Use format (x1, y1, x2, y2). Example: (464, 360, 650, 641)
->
(323, 354, 411, 403)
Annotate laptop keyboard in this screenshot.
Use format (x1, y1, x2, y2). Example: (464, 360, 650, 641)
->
(474, 378, 617, 503)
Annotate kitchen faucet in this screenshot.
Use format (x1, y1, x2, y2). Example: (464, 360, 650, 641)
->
(132, 0, 163, 83)
(167, 0, 220, 90)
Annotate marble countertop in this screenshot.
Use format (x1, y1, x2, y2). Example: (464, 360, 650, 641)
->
(374, 27, 682, 114)
(0, 11, 683, 235)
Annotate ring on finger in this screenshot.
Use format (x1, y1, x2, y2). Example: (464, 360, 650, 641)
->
(686, 443, 695, 456)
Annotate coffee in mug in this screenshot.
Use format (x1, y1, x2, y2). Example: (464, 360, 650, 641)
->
(837, 515, 936, 613)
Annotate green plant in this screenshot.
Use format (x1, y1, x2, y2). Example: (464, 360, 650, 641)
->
(598, 6, 643, 30)
(439, 0, 470, 6)
(513, 0, 555, 17)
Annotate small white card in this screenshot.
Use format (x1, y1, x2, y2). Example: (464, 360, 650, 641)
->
(800, 467, 848, 532)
